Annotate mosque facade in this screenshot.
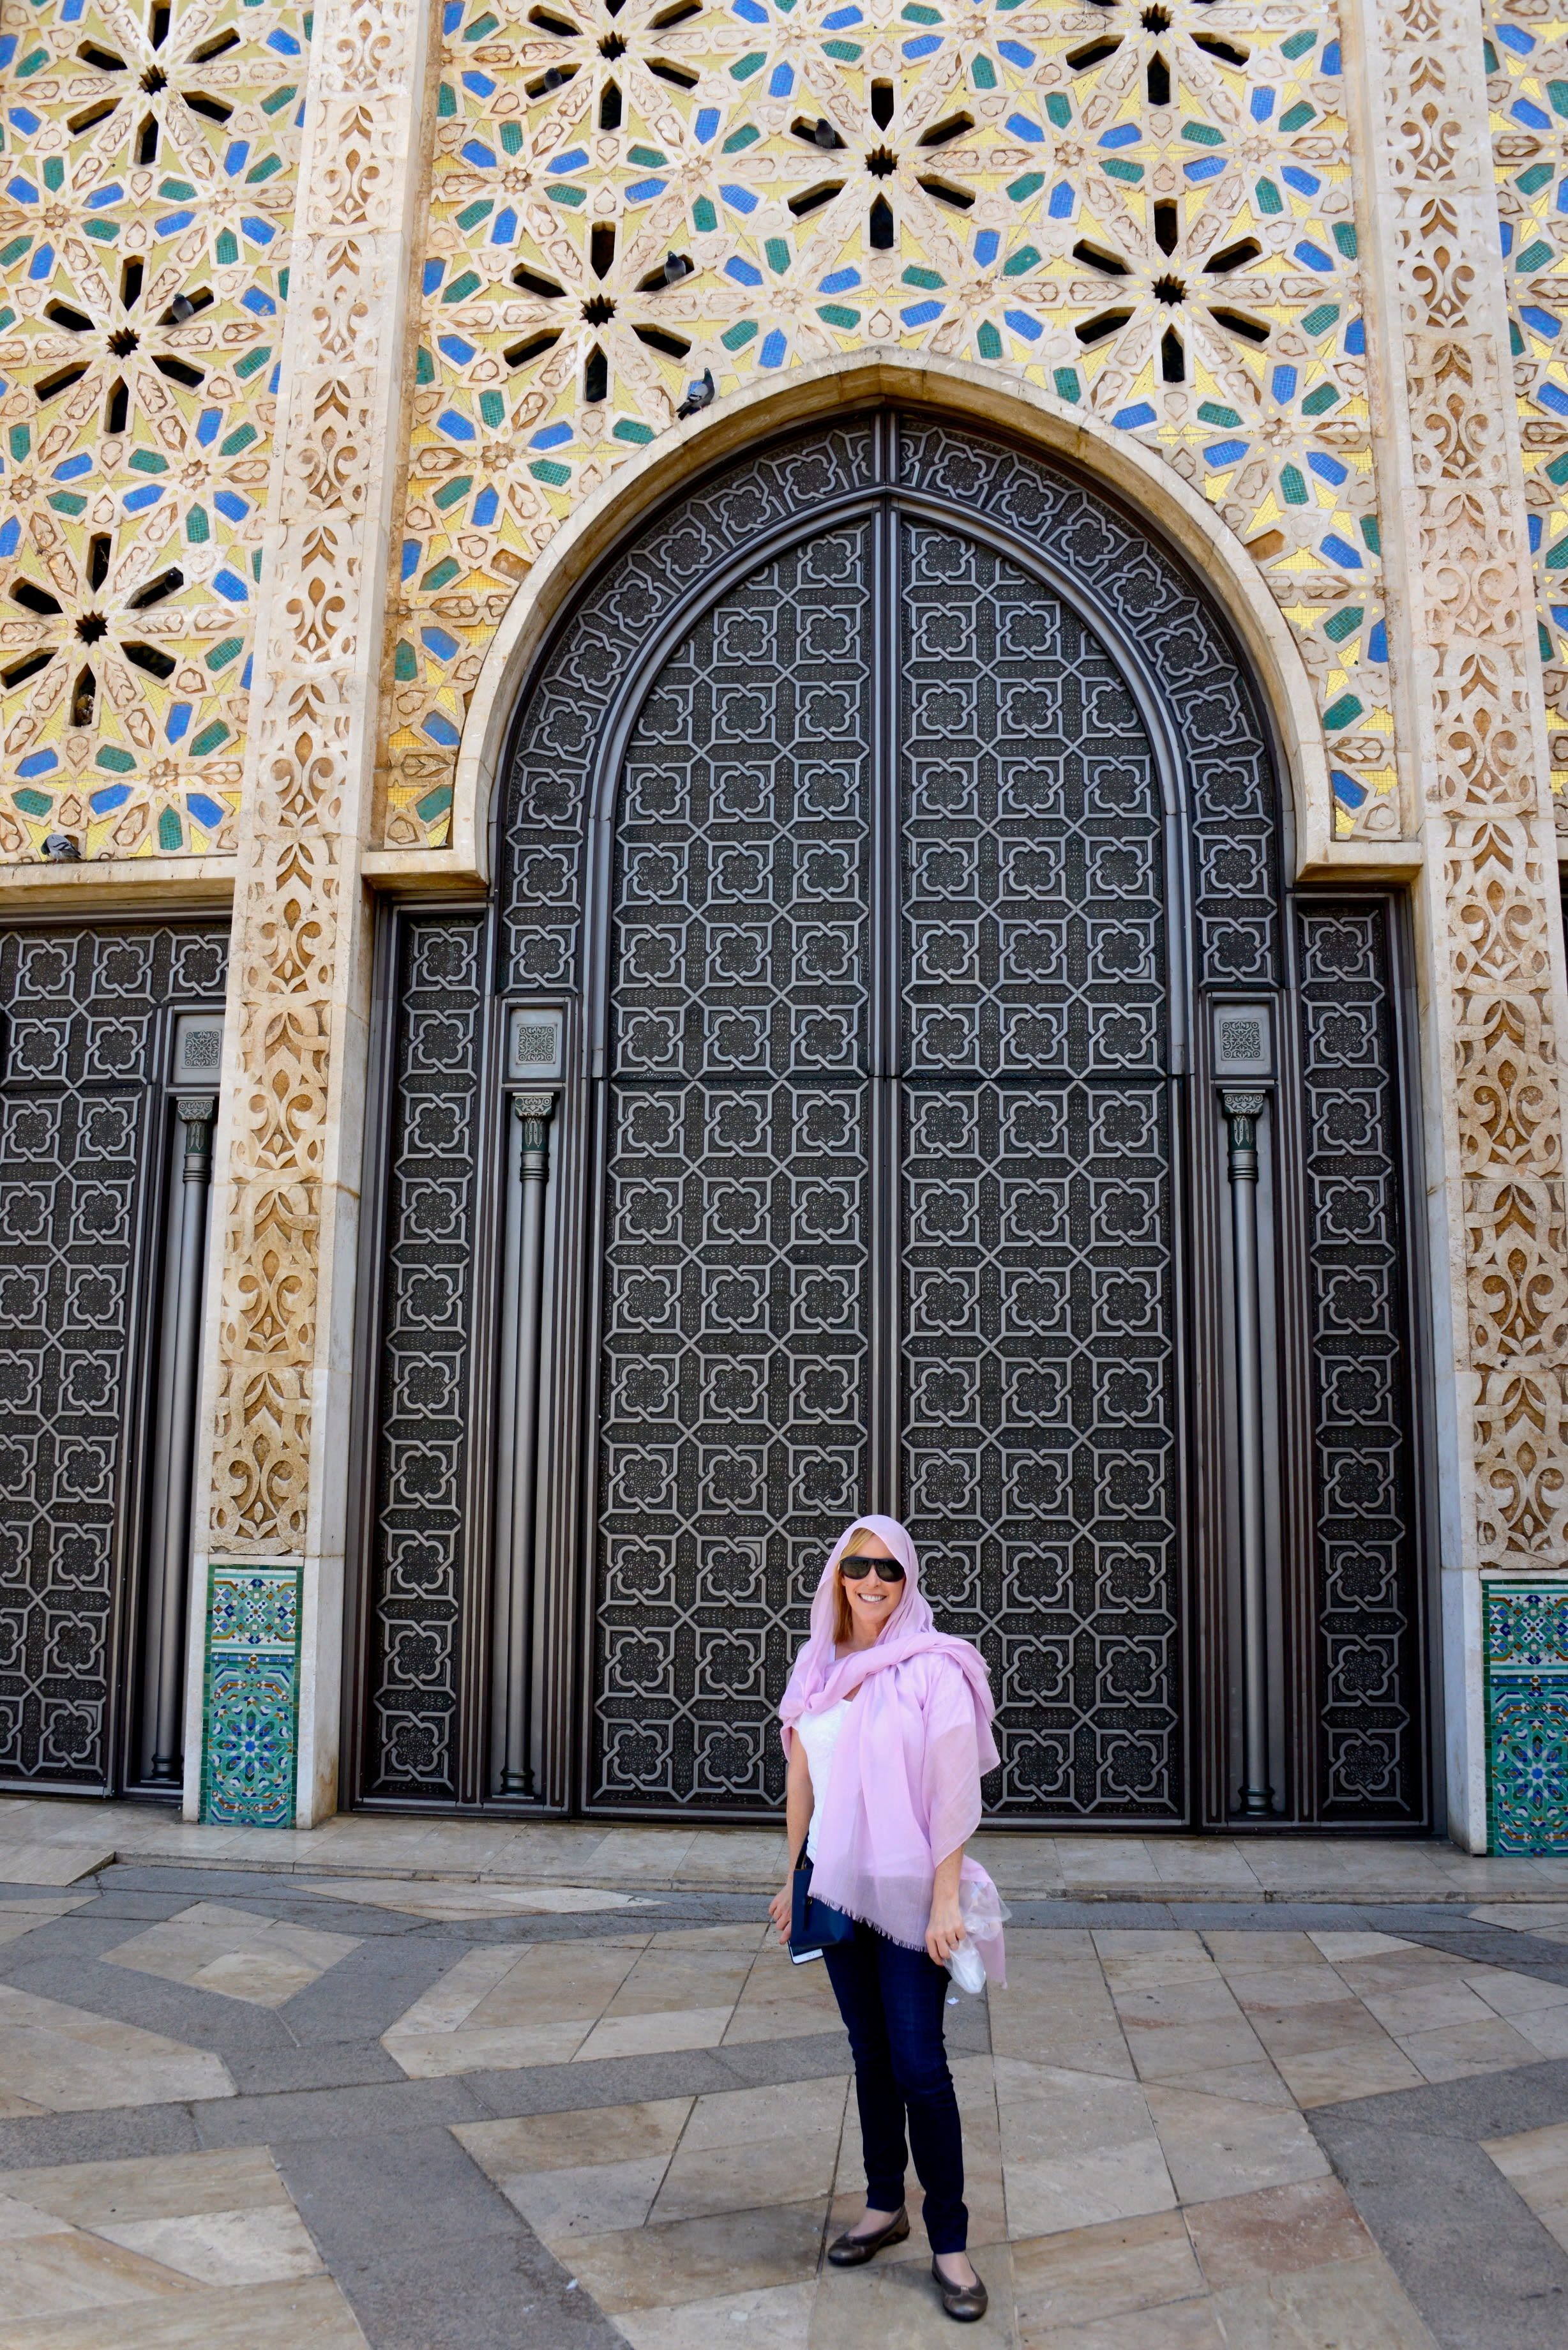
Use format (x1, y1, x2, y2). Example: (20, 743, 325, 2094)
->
(1, 0, 1565, 1847)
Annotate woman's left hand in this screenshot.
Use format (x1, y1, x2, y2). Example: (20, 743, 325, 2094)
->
(925, 1887, 966, 1967)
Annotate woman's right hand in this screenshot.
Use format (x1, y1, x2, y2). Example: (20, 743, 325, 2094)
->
(767, 1879, 793, 1946)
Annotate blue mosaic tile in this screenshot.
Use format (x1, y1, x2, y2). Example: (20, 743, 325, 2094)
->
(200, 1561, 301, 1828)
(1484, 1581, 1568, 1854)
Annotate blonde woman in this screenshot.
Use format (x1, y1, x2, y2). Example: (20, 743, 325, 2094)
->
(768, 1516, 1004, 2323)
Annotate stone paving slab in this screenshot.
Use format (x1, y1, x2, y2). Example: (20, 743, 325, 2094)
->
(7, 1800, 1568, 1906)
(0, 1846, 116, 1889)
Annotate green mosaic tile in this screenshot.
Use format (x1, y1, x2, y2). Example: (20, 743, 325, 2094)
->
(1484, 1581, 1568, 1854)
(200, 1561, 303, 1829)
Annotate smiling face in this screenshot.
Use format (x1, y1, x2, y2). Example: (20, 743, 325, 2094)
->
(838, 1531, 904, 1646)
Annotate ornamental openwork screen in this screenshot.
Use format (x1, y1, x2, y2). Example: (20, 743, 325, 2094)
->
(354, 411, 1431, 1830)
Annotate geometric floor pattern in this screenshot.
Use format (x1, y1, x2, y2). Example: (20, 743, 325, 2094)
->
(0, 2148, 356, 2347)
(1, 1831, 1567, 2344)
(105, 1904, 361, 2011)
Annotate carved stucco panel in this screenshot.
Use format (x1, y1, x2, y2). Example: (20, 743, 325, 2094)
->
(204, 0, 428, 1569)
(1359, 0, 1568, 1573)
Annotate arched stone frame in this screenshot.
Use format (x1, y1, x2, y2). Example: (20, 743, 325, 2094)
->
(413, 352, 1362, 896)
(352, 378, 1436, 1824)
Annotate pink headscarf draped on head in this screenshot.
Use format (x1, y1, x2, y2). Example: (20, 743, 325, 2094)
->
(780, 1515, 1006, 1981)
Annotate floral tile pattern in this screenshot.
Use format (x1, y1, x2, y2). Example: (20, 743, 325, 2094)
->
(385, 0, 1386, 850)
(1487, 3, 1568, 807)
(199, 1561, 302, 1829)
(1484, 1581, 1568, 1854)
(0, 0, 306, 861)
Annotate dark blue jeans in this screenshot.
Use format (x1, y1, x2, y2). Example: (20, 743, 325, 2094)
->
(823, 1921, 967, 2254)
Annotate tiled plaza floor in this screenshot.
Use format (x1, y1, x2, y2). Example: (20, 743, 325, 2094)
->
(0, 1813, 1565, 2343)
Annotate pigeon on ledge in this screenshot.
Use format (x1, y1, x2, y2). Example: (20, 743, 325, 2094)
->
(675, 368, 716, 420)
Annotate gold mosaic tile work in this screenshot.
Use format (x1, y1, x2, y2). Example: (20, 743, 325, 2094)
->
(0, 0, 306, 860)
(386, 0, 1387, 849)
(1489, 1, 1568, 806)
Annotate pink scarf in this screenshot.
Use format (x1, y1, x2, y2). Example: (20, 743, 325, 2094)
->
(780, 1515, 1006, 1982)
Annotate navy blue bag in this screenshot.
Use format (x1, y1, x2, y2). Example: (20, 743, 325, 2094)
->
(789, 1849, 854, 1962)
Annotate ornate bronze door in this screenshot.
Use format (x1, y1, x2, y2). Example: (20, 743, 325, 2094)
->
(356, 410, 1432, 1830)
(587, 502, 1183, 1816)
(0, 921, 226, 1793)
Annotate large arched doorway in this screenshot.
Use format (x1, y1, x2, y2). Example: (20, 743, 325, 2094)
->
(351, 409, 1433, 1831)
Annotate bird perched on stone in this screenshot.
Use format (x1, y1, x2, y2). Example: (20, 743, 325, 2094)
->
(675, 368, 715, 420)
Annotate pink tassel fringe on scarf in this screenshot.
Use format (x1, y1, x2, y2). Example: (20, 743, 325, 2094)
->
(780, 1515, 1007, 1985)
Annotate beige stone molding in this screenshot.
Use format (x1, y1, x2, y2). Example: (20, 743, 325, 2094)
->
(0, 858, 236, 912)
(184, 0, 435, 1825)
(411, 350, 1391, 896)
(1347, 0, 1568, 1843)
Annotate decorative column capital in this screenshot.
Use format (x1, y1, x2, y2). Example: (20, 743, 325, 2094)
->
(176, 1096, 218, 1181)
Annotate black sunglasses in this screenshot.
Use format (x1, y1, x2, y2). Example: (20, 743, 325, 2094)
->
(840, 1558, 906, 1584)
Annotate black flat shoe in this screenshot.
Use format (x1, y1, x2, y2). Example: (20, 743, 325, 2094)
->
(826, 2208, 910, 2266)
(932, 2257, 988, 2321)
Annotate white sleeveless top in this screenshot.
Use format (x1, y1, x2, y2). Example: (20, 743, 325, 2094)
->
(797, 1696, 850, 1860)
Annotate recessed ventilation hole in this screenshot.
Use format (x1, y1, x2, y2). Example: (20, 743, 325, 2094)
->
(127, 566, 183, 611)
(502, 330, 561, 368)
(9, 582, 63, 618)
(634, 322, 691, 360)
(124, 641, 176, 681)
(788, 180, 842, 218)
(1073, 239, 1128, 277)
(1211, 306, 1270, 343)
(1204, 238, 1262, 274)
(1076, 307, 1133, 345)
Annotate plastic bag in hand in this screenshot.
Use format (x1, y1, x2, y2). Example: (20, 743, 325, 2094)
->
(942, 1879, 1011, 1995)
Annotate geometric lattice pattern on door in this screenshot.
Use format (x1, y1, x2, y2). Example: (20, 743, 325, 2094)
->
(899, 424, 1279, 994)
(592, 531, 873, 1807)
(1296, 900, 1424, 1820)
(0, 921, 227, 1787)
(362, 913, 489, 1801)
(898, 524, 1179, 1815)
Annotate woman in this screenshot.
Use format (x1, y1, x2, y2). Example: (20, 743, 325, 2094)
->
(767, 1515, 1003, 2324)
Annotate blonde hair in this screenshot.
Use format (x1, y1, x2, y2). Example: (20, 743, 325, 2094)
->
(833, 1526, 884, 1646)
